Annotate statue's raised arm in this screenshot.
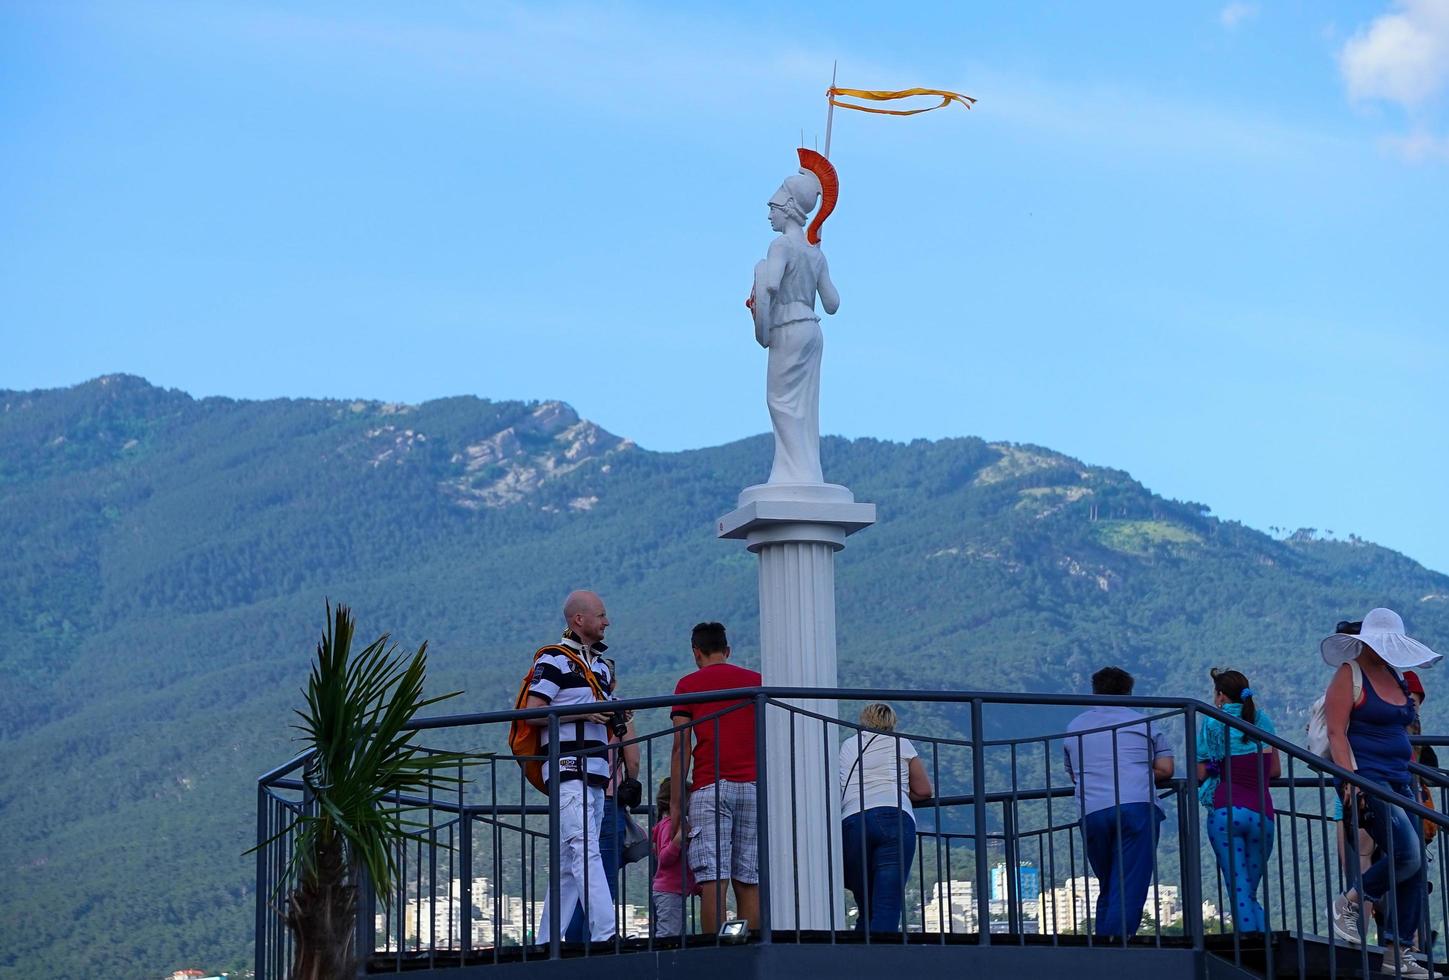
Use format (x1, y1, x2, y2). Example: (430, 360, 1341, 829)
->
(747, 150, 841, 486)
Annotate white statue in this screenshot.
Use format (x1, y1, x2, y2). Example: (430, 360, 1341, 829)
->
(749, 151, 840, 486)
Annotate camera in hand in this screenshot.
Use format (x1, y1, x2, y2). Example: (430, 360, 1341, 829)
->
(616, 776, 643, 810)
(609, 711, 629, 738)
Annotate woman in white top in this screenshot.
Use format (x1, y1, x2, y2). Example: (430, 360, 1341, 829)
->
(838, 703, 934, 934)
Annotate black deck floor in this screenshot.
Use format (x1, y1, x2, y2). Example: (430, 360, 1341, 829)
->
(366, 929, 1448, 979)
(367, 930, 1199, 979)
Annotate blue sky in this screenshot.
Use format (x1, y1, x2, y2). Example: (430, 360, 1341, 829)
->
(3, 1, 1447, 575)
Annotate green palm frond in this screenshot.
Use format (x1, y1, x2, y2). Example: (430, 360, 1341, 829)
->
(259, 603, 482, 902)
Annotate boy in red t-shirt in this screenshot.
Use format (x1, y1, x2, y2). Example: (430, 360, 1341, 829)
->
(669, 622, 763, 932)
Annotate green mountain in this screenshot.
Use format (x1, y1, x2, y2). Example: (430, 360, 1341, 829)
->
(3, 375, 1446, 978)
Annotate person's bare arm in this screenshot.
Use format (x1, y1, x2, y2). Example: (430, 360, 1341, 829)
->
(669, 720, 693, 824)
(1325, 664, 1357, 777)
(1153, 755, 1175, 786)
(523, 694, 609, 728)
(621, 719, 640, 780)
(907, 756, 933, 802)
(523, 694, 550, 727)
(1265, 748, 1281, 781)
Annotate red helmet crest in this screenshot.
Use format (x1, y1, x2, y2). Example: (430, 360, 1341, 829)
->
(796, 148, 838, 246)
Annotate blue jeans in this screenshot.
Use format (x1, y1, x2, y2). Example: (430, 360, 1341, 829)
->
(842, 807, 916, 934)
(564, 796, 625, 942)
(1351, 780, 1426, 946)
(1206, 806, 1273, 932)
(1083, 802, 1162, 938)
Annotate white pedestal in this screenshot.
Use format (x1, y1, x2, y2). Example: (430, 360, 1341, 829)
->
(717, 482, 876, 931)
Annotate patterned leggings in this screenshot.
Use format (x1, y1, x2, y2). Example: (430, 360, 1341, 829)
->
(1207, 806, 1274, 933)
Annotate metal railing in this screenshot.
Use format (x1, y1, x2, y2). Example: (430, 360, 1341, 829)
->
(255, 687, 1449, 977)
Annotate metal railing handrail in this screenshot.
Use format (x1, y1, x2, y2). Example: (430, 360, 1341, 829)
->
(257, 748, 313, 786)
(401, 686, 1230, 733)
(320, 686, 1449, 833)
(259, 688, 1449, 846)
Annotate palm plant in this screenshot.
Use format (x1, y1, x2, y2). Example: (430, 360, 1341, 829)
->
(265, 603, 476, 980)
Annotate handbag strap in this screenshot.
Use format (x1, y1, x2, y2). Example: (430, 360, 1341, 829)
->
(841, 733, 883, 806)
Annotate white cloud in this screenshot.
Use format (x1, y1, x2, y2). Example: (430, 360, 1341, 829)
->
(1219, 3, 1259, 30)
(1339, 0, 1449, 107)
(1382, 128, 1449, 160)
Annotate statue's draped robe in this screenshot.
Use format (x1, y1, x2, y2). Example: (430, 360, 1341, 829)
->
(761, 239, 827, 484)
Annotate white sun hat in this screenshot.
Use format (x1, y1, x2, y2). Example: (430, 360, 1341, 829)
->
(1320, 607, 1443, 669)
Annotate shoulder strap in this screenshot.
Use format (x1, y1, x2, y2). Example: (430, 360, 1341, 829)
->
(840, 734, 882, 805)
(525, 644, 608, 699)
(551, 644, 609, 702)
(516, 646, 567, 709)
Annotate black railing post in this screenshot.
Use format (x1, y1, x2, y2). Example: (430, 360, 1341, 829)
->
(254, 783, 270, 980)
(460, 811, 474, 959)
(755, 692, 772, 944)
(1182, 705, 1205, 951)
(971, 698, 991, 944)
(1002, 800, 1020, 935)
(546, 712, 562, 959)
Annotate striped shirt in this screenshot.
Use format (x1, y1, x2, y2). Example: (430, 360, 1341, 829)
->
(527, 635, 617, 786)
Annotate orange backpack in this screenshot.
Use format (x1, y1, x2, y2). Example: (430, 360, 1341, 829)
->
(508, 644, 610, 793)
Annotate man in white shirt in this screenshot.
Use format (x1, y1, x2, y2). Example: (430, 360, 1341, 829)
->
(1063, 666, 1175, 939)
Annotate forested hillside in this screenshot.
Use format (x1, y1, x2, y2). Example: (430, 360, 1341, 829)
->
(3, 375, 1446, 978)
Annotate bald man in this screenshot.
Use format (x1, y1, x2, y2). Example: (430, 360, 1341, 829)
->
(525, 590, 624, 944)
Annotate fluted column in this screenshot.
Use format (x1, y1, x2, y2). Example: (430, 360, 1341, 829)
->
(718, 484, 875, 931)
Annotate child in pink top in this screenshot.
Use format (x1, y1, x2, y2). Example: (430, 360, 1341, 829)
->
(651, 777, 696, 937)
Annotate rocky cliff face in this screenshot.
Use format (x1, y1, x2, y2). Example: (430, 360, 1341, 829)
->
(441, 400, 633, 508)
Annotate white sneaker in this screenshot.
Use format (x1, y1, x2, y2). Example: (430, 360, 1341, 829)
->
(1333, 893, 1363, 946)
(1383, 947, 1432, 979)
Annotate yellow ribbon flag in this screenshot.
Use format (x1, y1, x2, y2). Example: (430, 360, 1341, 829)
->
(827, 86, 976, 116)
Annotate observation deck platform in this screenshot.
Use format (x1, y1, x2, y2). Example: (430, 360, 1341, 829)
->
(256, 687, 1449, 980)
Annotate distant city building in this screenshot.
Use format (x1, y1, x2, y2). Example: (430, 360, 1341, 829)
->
(923, 879, 977, 932)
(374, 876, 534, 952)
(990, 862, 1041, 904)
(619, 902, 650, 938)
(1202, 900, 1220, 926)
(1038, 875, 1101, 935)
(1037, 876, 1182, 936)
(1151, 884, 1182, 927)
(370, 876, 660, 952)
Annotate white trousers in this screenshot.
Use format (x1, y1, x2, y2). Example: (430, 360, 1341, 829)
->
(536, 781, 616, 942)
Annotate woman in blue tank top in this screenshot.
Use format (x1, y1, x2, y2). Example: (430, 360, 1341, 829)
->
(1321, 608, 1442, 978)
